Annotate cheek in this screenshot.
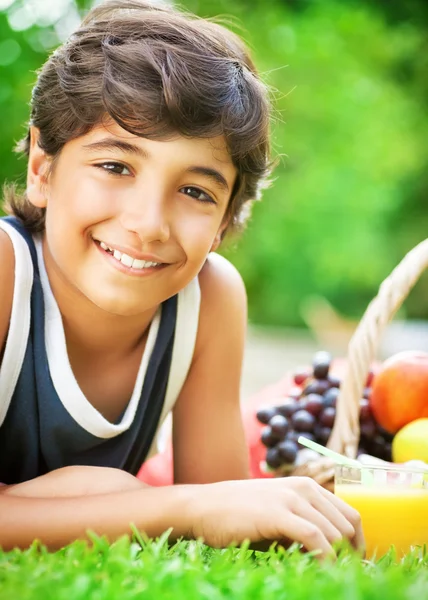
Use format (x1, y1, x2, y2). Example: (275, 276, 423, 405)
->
(48, 179, 119, 226)
(175, 214, 220, 257)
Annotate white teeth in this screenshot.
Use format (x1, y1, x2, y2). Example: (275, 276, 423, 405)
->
(99, 240, 161, 269)
(120, 253, 134, 267)
(132, 259, 161, 269)
(130, 259, 161, 270)
(132, 259, 146, 269)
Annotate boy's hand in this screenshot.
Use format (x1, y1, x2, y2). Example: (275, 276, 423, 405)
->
(188, 476, 364, 559)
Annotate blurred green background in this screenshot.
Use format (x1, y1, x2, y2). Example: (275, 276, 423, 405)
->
(1, 0, 428, 330)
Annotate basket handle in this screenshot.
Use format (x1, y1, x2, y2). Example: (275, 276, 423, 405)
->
(327, 238, 428, 458)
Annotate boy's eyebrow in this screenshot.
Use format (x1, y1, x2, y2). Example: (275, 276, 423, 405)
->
(82, 137, 230, 192)
(82, 138, 149, 159)
(185, 166, 230, 193)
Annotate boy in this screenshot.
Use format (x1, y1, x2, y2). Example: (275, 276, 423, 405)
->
(0, 0, 363, 556)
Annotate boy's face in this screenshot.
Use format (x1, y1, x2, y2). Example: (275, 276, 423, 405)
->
(27, 120, 237, 316)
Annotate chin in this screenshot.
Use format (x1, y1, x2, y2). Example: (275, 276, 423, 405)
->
(102, 304, 143, 317)
(89, 294, 142, 317)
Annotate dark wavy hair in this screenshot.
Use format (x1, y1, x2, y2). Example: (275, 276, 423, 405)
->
(3, 0, 273, 237)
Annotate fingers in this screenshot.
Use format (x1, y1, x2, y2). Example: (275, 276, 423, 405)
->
(309, 491, 364, 553)
(296, 501, 344, 546)
(277, 511, 334, 560)
(302, 459, 336, 486)
(278, 477, 365, 556)
(318, 485, 365, 553)
(286, 488, 358, 556)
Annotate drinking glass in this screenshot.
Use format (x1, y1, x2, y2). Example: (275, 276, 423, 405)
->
(335, 463, 428, 558)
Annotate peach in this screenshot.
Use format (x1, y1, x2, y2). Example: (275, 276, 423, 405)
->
(370, 351, 428, 434)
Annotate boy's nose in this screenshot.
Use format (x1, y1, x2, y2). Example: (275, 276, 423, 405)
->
(119, 195, 170, 244)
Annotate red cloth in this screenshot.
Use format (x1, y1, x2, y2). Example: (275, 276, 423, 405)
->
(137, 374, 293, 485)
(137, 360, 351, 485)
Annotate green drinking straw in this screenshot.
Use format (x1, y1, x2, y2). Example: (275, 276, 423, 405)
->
(297, 436, 374, 485)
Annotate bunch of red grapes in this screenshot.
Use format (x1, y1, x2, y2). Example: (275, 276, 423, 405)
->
(256, 351, 393, 470)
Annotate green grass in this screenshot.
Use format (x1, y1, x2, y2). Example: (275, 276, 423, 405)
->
(0, 532, 426, 600)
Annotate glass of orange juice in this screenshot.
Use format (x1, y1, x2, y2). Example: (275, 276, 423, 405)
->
(335, 463, 428, 558)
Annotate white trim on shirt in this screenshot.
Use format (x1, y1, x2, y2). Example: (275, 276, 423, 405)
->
(0, 223, 201, 443)
(0, 221, 33, 427)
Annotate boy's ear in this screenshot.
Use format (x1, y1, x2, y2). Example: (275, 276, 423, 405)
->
(210, 232, 222, 253)
(210, 219, 229, 252)
(26, 126, 50, 209)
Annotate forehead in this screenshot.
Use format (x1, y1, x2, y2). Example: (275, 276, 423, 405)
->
(70, 120, 235, 172)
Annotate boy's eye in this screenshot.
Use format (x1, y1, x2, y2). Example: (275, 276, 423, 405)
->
(96, 162, 131, 176)
(181, 186, 215, 204)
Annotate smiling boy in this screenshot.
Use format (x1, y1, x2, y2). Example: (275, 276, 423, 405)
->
(0, 0, 363, 556)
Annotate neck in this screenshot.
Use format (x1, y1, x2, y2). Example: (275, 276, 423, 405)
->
(61, 300, 158, 360)
(42, 245, 158, 359)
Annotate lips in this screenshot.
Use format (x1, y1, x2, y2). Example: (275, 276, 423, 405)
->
(98, 241, 162, 270)
(93, 238, 169, 275)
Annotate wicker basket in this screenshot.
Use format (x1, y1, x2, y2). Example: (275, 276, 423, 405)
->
(283, 238, 428, 490)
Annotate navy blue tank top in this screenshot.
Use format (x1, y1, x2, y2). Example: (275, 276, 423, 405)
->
(0, 217, 177, 484)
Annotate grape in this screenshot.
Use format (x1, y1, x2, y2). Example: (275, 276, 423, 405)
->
(323, 387, 339, 408)
(261, 426, 280, 448)
(359, 398, 372, 422)
(383, 442, 392, 462)
(313, 363, 330, 380)
(285, 430, 300, 444)
(366, 369, 375, 387)
(360, 419, 376, 439)
(328, 375, 341, 388)
(293, 370, 311, 386)
(269, 414, 289, 437)
(316, 426, 332, 445)
(363, 387, 372, 400)
(266, 447, 283, 469)
(303, 379, 330, 396)
(289, 386, 303, 399)
(297, 432, 316, 446)
(298, 396, 311, 410)
(277, 440, 298, 464)
(313, 351, 332, 379)
(305, 393, 324, 417)
(377, 425, 394, 443)
(259, 350, 382, 465)
(256, 406, 277, 425)
(371, 434, 386, 457)
(313, 351, 332, 366)
(292, 409, 316, 433)
(276, 399, 299, 418)
(318, 379, 332, 394)
(319, 406, 336, 428)
(301, 382, 314, 395)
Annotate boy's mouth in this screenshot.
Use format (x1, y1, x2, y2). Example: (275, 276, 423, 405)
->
(95, 240, 165, 271)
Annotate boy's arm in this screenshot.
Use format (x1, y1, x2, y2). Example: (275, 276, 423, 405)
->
(0, 466, 364, 556)
(0, 242, 363, 556)
(0, 229, 15, 361)
(0, 481, 197, 551)
(172, 253, 250, 484)
(0, 232, 195, 551)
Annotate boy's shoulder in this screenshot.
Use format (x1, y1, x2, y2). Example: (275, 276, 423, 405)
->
(0, 228, 16, 359)
(187, 252, 247, 367)
(198, 252, 246, 307)
(196, 253, 247, 337)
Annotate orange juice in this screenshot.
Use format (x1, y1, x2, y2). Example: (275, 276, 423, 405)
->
(335, 481, 428, 558)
